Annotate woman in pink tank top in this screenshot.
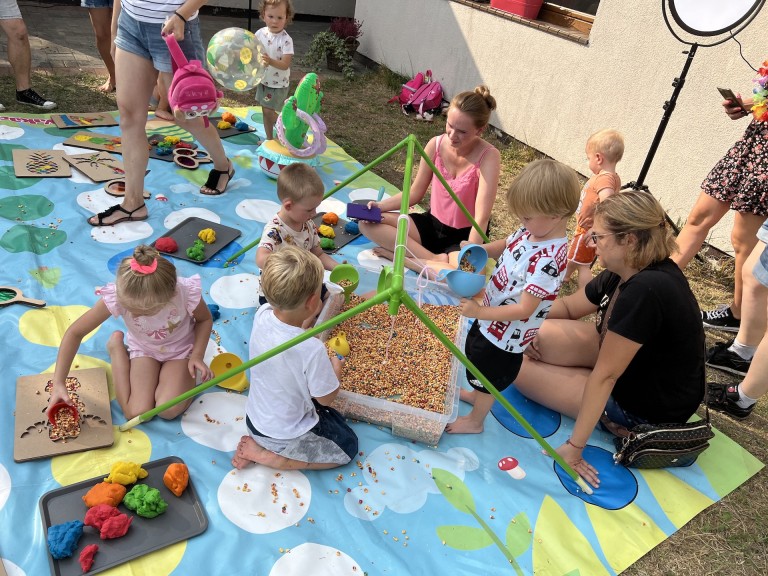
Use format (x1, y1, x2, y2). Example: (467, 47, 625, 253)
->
(360, 85, 501, 265)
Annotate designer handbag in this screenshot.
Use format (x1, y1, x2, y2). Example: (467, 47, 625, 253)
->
(613, 411, 714, 469)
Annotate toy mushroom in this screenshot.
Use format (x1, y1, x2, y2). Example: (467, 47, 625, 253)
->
(498, 456, 525, 480)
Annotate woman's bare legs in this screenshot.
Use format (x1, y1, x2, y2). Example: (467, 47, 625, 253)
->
(512, 319, 599, 419)
(157, 72, 232, 195)
(87, 7, 115, 92)
(88, 48, 154, 225)
(730, 211, 765, 317)
(673, 191, 730, 269)
(360, 213, 449, 263)
(231, 436, 342, 470)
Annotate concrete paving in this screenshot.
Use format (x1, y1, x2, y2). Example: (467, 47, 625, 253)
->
(0, 1, 350, 81)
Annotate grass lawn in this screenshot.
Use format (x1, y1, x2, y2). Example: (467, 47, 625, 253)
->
(15, 66, 768, 575)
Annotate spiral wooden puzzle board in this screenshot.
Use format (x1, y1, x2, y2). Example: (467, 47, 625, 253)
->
(14, 368, 113, 462)
(12, 150, 72, 178)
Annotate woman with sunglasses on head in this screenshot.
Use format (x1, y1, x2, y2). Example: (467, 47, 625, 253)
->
(513, 191, 705, 489)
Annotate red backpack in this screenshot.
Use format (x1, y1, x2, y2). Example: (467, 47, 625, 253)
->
(389, 70, 444, 120)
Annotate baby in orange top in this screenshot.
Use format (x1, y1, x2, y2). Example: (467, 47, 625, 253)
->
(565, 129, 624, 288)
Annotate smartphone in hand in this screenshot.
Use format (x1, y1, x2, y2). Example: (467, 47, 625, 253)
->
(717, 87, 749, 113)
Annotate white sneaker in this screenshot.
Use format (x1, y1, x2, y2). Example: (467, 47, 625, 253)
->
(0, 103, 5, 112)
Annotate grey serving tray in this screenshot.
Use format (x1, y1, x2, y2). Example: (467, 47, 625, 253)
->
(39, 456, 208, 576)
(152, 217, 242, 264)
(313, 212, 361, 253)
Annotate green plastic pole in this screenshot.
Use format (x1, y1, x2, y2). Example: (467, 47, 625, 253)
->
(387, 135, 417, 315)
(323, 137, 409, 200)
(119, 290, 392, 431)
(399, 292, 593, 495)
(224, 235, 261, 266)
(414, 140, 490, 244)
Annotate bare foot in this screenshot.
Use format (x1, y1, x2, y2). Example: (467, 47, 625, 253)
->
(372, 247, 395, 261)
(231, 453, 251, 469)
(445, 415, 484, 434)
(459, 388, 477, 405)
(97, 79, 116, 93)
(153, 108, 175, 122)
(236, 435, 274, 466)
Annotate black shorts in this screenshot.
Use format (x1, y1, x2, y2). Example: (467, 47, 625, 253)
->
(464, 320, 523, 394)
(410, 211, 473, 254)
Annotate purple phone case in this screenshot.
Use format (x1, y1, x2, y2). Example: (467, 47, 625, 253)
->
(346, 203, 382, 223)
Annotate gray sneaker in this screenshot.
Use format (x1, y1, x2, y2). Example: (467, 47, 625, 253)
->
(16, 88, 56, 110)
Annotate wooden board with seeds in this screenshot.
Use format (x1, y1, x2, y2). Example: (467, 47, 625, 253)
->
(13, 368, 113, 462)
(12, 149, 72, 178)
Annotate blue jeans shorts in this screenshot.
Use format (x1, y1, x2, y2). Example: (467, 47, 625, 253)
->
(114, 10, 202, 74)
(81, 0, 112, 8)
(602, 395, 648, 431)
(753, 219, 768, 288)
(0, 0, 21, 20)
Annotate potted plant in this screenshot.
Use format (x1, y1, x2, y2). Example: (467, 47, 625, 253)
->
(303, 18, 363, 81)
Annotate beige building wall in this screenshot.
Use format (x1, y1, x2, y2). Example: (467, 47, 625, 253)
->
(355, 0, 768, 253)
(208, 0, 355, 18)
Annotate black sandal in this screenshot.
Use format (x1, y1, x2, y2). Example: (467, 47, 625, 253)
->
(200, 160, 235, 196)
(88, 203, 148, 227)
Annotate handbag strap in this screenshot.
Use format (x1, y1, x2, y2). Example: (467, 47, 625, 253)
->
(599, 286, 620, 346)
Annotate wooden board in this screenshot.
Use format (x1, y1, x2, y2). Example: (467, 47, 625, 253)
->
(62, 131, 123, 154)
(12, 150, 72, 178)
(63, 152, 125, 182)
(50, 112, 118, 129)
(14, 368, 113, 462)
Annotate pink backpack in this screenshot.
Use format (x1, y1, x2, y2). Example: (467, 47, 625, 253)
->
(164, 34, 222, 123)
(390, 70, 444, 120)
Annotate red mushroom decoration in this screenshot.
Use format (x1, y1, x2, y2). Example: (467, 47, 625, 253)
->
(498, 456, 526, 480)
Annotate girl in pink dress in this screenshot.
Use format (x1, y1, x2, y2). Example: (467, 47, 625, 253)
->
(360, 85, 501, 265)
(47, 245, 213, 421)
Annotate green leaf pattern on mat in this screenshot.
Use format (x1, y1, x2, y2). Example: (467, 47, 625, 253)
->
(0, 194, 54, 221)
(505, 512, 533, 558)
(0, 224, 66, 254)
(435, 525, 493, 551)
(29, 266, 61, 288)
(432, 468, 476, 514)
(0, 165, 38, 190)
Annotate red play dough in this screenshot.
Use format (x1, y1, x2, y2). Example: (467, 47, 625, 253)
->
(99, 513, 133, 539)
(155, 237, 178, 254)
(84, 504, 121, 530)
(79, 544, 98, 573)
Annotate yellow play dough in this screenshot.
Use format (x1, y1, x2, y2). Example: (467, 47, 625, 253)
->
(51, 427, 152, 485)
(19, 305, 96, 348)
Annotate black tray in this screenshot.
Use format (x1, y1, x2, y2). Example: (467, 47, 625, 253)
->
(313, 212, 361, 253)
(39, 456, 208, 576)
(209, 116, 260, 140)
(153, 217, 241, 264)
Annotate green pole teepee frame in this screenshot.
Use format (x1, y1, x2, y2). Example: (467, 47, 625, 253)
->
(121, 134, 591, 494)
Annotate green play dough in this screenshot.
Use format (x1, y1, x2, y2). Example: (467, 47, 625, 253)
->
(0, 224, 66, 255)
(320, 237, 335, 250)
(0, 194, 54, 220)
(186, 239, 206, 261)
(123, 484, 168, 518)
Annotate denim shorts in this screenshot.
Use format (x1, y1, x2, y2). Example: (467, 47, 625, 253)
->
(114, 10, 202, 74)
(81, 0, 113, 8)
(602, 395, 648, 430)
(0, 0, 21, 20)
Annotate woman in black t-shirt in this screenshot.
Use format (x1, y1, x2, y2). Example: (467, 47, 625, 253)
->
(514, 191, 705, 489)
